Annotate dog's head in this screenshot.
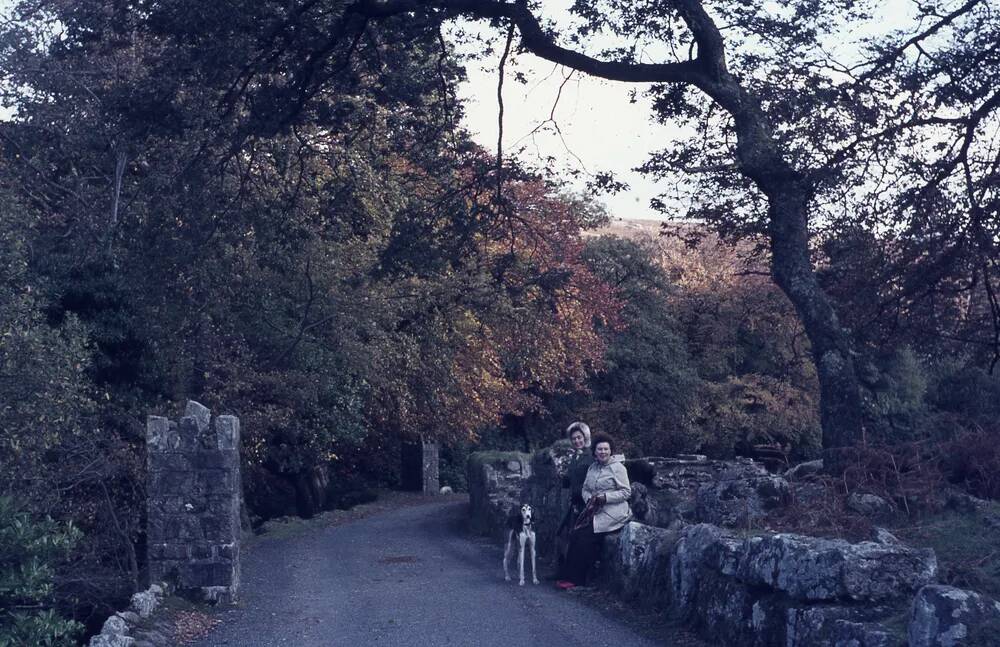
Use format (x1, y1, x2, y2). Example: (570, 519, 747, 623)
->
(520, 504, 533, 525)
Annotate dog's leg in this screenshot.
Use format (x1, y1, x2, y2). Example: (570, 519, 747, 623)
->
(529, 531, 539, 585)
(518, 532, 527, 586)
(503, 531, 513, 581)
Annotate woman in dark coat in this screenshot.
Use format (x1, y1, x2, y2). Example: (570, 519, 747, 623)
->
(555, 422, 591, 570)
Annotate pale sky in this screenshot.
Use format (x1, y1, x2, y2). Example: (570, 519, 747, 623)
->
(451, 0, 916, 221)
(452, 12, 678, 221)
(457, 55, 678, 221)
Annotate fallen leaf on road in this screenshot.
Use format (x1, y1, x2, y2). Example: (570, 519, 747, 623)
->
(173, 610, 222, 644)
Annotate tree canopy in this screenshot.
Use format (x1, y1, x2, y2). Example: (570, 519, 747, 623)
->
(0, 0, 621, 624)
(321, 0, 999, 462)
(1, 0, 999, 637)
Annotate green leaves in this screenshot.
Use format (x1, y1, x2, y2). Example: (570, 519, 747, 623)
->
(0, 497, 82, 647)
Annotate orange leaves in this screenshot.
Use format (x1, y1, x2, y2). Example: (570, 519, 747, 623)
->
(418, 178, 620, 439)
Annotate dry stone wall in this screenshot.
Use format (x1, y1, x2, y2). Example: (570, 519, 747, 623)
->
(468, 443, 1000, 646)
(909, 586, 1000, 647)
(467, 451, 531, 541)
(605, 520, 933, 646)
(146, 401, 241, 603)
(87, 583, 171, 647)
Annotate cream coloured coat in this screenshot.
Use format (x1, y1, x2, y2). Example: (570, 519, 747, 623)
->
(581, 455, 632, 533)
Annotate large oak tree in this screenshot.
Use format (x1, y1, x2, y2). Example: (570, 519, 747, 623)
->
(319, 0, 998, 466)
(323, 0, 868, 463)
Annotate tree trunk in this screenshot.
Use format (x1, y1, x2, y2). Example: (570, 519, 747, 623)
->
(767, 187, 864, 464)
(709, 77, 866, 466)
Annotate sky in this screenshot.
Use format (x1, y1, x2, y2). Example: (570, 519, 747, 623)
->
(451, 13, 678, 221)
(450, 0, 915, 222)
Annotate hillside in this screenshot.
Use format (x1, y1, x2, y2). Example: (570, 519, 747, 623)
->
(586, 218, 768, 289)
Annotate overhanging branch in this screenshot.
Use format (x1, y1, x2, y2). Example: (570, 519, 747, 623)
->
(348, 0, 705, 84)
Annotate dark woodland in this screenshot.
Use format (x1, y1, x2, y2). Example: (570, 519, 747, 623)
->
(0, 0, 998, 643)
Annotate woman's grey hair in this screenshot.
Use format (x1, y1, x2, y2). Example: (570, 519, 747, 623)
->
(566, 421, 591, 446)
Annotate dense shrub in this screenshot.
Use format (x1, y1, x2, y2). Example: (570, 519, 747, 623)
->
(858, 351, 1000, 501)
(511, 230, 822, 461)
(0, 497, 82, 647)
(942, 430, 1000, 501)
(697, 375, 822, 460)
(927, 363, 1000, 425)
(439, 443, 471, 492)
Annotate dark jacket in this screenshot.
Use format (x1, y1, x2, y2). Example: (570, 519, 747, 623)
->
(560, 451, 593, 531)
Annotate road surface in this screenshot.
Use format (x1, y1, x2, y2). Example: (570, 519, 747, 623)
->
(190, 498, 672, 646)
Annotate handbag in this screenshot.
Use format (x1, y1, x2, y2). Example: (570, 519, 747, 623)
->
(572, 495, 601, 531)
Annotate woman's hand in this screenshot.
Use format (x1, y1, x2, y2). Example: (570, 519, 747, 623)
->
(594, 494, 607, 506)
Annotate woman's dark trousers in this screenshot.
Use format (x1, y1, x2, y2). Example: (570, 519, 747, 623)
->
(558, 525, 605, 585)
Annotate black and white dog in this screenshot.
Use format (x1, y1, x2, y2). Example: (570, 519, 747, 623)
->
(503, 504, 539, 586)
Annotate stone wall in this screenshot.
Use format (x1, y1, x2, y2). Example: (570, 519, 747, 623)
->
(603, 521, 934, 646)
(88, 583, 171, 647)
(466, 451, 531, 541)
(146, 401, 241, 603)
(468, 444, 1000, 646)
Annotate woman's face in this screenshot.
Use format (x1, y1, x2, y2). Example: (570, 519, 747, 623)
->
(570, 430, 586, 450)
(594, 442, 612, 464)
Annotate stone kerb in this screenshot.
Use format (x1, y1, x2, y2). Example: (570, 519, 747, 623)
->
(146, 400, 241, 603)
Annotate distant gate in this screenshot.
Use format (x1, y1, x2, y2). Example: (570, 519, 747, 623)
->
(401, 437, 439, 494)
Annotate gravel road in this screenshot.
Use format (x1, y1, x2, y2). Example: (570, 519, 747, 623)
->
(188, 498, 670, 646)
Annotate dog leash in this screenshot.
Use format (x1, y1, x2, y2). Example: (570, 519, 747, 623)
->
(572, 497, 600, 531)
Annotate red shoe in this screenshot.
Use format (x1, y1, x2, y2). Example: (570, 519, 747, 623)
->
(555, 580, 576, 590)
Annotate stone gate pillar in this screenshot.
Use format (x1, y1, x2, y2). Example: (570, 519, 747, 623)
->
(146, 401, 241, 603)
(401, 436, 439, 493)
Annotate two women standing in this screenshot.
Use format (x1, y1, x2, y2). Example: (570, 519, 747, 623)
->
(555, 425, 632, 589)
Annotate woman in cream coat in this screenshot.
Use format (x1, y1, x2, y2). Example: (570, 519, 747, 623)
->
(555, 432, 631, 589)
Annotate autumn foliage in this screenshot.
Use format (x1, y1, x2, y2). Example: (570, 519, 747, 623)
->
(0, 0, 621, 632)
(3, 0, 1000, 640)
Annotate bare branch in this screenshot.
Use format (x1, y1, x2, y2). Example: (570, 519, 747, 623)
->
(435, 25, 454, 125)
(496, 20, 514, 202)
(110, 149, 126, 232)
(855, 0, 987, 80)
